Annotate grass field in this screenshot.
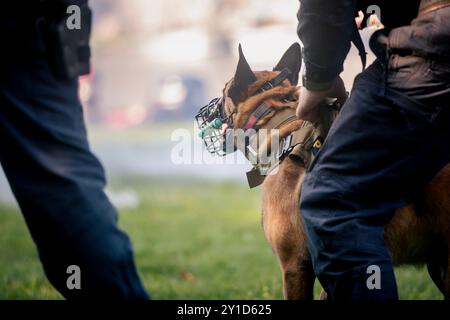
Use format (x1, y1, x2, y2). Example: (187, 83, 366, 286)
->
(0, 176, 443, 299)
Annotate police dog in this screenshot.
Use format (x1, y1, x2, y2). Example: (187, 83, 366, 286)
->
(207, 43, 450, 299)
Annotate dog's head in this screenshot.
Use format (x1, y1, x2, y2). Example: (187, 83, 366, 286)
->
(197, 43, 303, 155)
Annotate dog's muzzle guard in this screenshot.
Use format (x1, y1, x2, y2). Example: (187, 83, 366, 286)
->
(195, 97, 236, 156)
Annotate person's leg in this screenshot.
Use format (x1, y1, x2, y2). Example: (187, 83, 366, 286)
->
(0, 56, 148, 299)
(299, 61, 450, 300)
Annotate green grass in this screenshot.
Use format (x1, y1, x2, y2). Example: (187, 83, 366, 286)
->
(0, 177, 443, 299)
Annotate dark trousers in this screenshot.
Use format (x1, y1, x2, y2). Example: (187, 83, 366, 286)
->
(300, 58, 450, 299)
(0, 52, 148, 299)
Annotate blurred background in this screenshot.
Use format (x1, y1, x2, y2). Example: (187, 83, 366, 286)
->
(0, 0, 441, 299)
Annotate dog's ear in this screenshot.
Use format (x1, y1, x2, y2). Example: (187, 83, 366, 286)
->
(228, 44, 257, 104)
(273, 43, 302, 86)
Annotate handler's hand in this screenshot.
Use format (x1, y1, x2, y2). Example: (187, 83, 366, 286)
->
(296, 76, 347, 122)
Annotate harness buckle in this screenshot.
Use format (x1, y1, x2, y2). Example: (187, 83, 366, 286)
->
(277, 134, 293, 159)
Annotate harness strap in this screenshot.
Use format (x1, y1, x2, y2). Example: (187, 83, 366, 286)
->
(245, 68, 293, 130)
(256, 68, 292, 94)
(352, 21, 367, 71)
(245, 102, 272, 129)
(268, 109, 298, 130)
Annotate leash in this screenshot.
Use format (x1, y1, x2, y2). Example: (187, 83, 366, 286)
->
(352, 21, 367, 71)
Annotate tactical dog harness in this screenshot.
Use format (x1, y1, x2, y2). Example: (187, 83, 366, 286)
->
(196, 68, 340, 188)
(243, 98, 339, 188)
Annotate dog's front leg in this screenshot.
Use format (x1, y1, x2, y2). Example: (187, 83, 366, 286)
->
(278, 255, 315, 300)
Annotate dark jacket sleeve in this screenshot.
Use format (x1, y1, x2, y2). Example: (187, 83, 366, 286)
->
(297, 0, 357, 90)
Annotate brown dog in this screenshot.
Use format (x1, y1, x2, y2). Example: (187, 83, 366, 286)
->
(209, 44, 450, 300)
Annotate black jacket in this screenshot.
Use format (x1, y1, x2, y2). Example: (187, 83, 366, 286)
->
(297, 0, 422, 90)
